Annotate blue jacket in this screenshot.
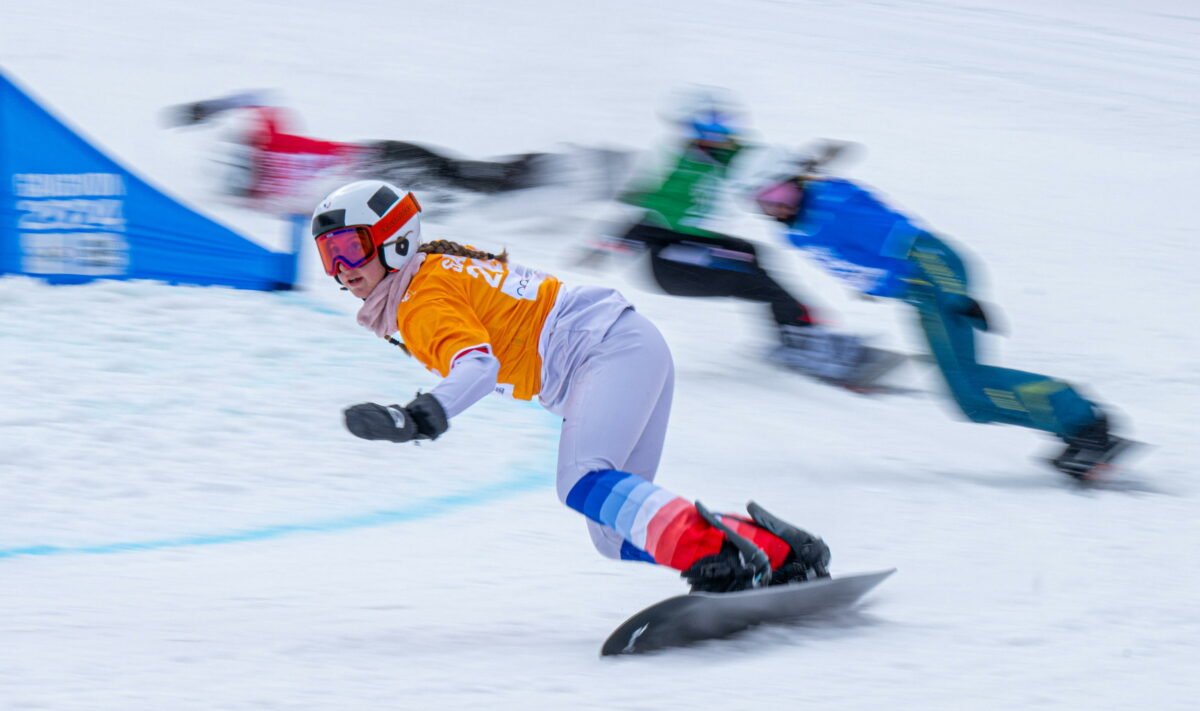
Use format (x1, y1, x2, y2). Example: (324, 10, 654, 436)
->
(784, 178, 924, 298)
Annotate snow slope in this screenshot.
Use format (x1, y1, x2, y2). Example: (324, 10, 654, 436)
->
(2, 1, 1198, 709)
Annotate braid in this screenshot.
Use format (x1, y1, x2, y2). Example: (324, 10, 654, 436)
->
(419, 239, 509, 264)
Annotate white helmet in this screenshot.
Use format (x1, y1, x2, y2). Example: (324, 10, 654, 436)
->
(311, 180, 423, 275)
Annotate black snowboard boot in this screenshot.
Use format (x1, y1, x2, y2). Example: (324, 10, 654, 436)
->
(681, 502, 772, 594)
(1051, 417, 1133, 480)
(746, 501, 831, 585)
(681, 541, 764, 594)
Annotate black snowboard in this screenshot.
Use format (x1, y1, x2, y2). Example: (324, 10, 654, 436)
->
(601, 569, 895, 656)
(835, 348, 910, 393)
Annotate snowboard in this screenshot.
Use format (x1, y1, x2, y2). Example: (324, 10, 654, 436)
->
(1055, 440, 1168, 494)
(771, 345, 910, 394)
(601, 568, 896, 656)
(833, 348, 910, 393)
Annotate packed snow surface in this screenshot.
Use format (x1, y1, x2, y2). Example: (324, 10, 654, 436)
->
(2, 1, 1197, 709)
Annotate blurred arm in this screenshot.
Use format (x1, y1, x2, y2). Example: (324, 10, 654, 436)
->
(163, 90, 274, 127)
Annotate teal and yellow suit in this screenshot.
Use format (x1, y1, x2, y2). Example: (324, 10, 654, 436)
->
(783, 178, 1102, 440)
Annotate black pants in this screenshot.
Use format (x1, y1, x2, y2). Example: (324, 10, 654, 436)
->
(368, 141, 541, 194)
(621, 223, 813, 328)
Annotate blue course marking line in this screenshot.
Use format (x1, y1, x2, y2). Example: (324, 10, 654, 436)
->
(0, 468, 548, 561)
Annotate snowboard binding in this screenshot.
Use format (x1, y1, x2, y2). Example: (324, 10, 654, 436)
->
(681, 502, 833, 593)
(1049, 417, 1137, 481)
(681, 502, 772, 594)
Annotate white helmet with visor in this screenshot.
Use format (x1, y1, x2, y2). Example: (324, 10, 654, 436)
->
(311, 180, 422, 277)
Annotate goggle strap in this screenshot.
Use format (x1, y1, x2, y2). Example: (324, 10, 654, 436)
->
(374, 192, 421, 239)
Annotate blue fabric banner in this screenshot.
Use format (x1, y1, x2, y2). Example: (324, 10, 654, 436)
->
(0, 70, 295, 290)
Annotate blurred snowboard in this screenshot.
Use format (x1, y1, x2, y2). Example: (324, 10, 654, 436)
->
(602, 568, 895, 656)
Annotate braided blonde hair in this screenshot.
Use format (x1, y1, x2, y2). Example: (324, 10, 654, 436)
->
(419, 239, 508, 264)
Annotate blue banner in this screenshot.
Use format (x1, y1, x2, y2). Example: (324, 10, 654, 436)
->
(0, 69, 295, 290)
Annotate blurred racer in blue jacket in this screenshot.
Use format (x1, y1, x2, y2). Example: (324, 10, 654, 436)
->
(754, 167, 1132, 480)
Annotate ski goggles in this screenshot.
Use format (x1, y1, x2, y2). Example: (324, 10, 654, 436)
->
(755, 179, 804, 212)
(313, 192, 421, 276)
(315, 226, 376, 276)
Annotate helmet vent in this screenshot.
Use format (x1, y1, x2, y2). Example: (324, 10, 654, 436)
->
(312, 209, 347, 237)
(367, 185, 399, 217)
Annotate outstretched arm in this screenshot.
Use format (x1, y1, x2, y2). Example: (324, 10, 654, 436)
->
(162, 90, 274, 127)
(427, 350, 501, 418)
(342, 349, 501, 443)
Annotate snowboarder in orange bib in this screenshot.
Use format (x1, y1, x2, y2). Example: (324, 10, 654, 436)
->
(313, 179, 830, 592)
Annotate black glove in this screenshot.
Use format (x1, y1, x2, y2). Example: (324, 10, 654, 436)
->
(343, 393, 449, 443)
(948, 295, 991, 332)
(161, 101, 213, 128)
(962, 297, 989, 331)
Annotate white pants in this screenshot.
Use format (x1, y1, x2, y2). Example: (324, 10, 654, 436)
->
(555, 309, 675, 558)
